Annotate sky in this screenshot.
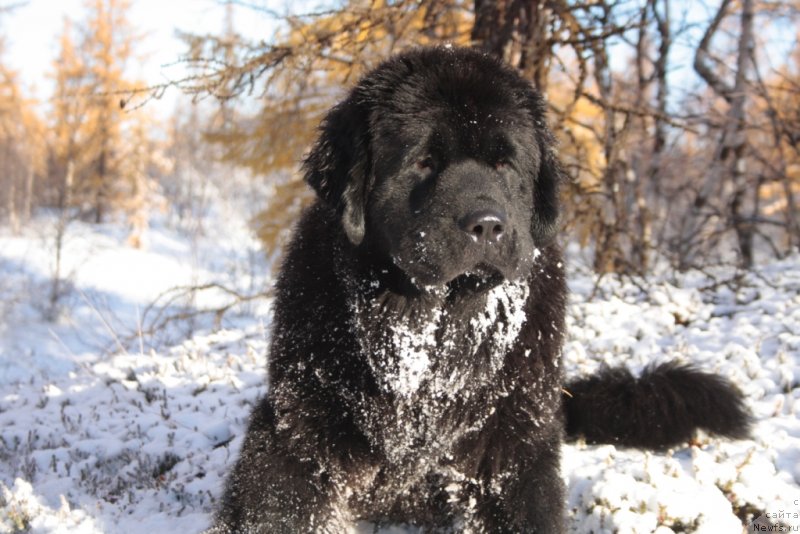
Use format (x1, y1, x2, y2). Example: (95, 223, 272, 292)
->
(2, 1, 796, 118)
(2, 0, 281, 115)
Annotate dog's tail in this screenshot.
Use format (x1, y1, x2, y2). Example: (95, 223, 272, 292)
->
(563, 362, 751, 450)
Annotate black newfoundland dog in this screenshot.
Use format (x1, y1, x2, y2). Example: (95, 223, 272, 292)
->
(212, 46, 750, 533)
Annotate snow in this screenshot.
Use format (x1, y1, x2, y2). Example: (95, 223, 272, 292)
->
(562, 250, 800, 533)
(1, 204, 799, 532)
(472, 278, 531, 367)
(385, 307, 441, 396)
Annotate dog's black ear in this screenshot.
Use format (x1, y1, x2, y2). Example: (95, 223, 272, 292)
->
(530, 142, 563, 244)
(520, 87, 563, 244)
(303, 92, 371, 245)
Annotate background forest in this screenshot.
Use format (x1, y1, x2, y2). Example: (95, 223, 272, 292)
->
(1, 0, 799, 278)
(0, 1, 799, 533)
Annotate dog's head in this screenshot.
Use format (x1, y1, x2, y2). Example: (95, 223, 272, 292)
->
(304, 46, 563, 291)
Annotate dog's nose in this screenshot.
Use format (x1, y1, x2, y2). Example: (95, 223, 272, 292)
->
(459, 209, 507, 244)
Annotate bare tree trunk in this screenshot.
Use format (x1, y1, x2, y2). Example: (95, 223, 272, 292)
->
(728, 0, 755, 268)
(590, 3, 638, 274)
(23, 166, 34, 225)
(471, 0, 553, 92)
(95, 141, 107, 224)
(7, 181, 19, 234)
(5, 143, 20, 234)
(49, 160, 74, 321)
(631, 1, 654, 273)
(594, 44, 622, 273)
(631, 0, 672, 270)
(694, 0, 755, 268)
(472, 0, 516, 60)
(650, 0, 670, 195)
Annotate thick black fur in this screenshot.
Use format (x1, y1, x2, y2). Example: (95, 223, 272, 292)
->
(212, 46, 750, 533)
(564, 362, 751, 450)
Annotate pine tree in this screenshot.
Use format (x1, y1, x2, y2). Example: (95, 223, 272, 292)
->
(50, 18, 89, 215)
(81, 0, 140, 222)
(0, 38, 45, 233)
(50, 0, 145, 224)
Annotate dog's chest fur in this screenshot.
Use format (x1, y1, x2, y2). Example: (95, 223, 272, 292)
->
(348, 277, 531, 466)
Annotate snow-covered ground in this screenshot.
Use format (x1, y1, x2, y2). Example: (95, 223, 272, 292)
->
(1, 206, 798, 532)
(562, 252, 800, 533)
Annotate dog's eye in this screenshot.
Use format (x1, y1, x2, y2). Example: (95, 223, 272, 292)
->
(416, 156, 436, 173)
